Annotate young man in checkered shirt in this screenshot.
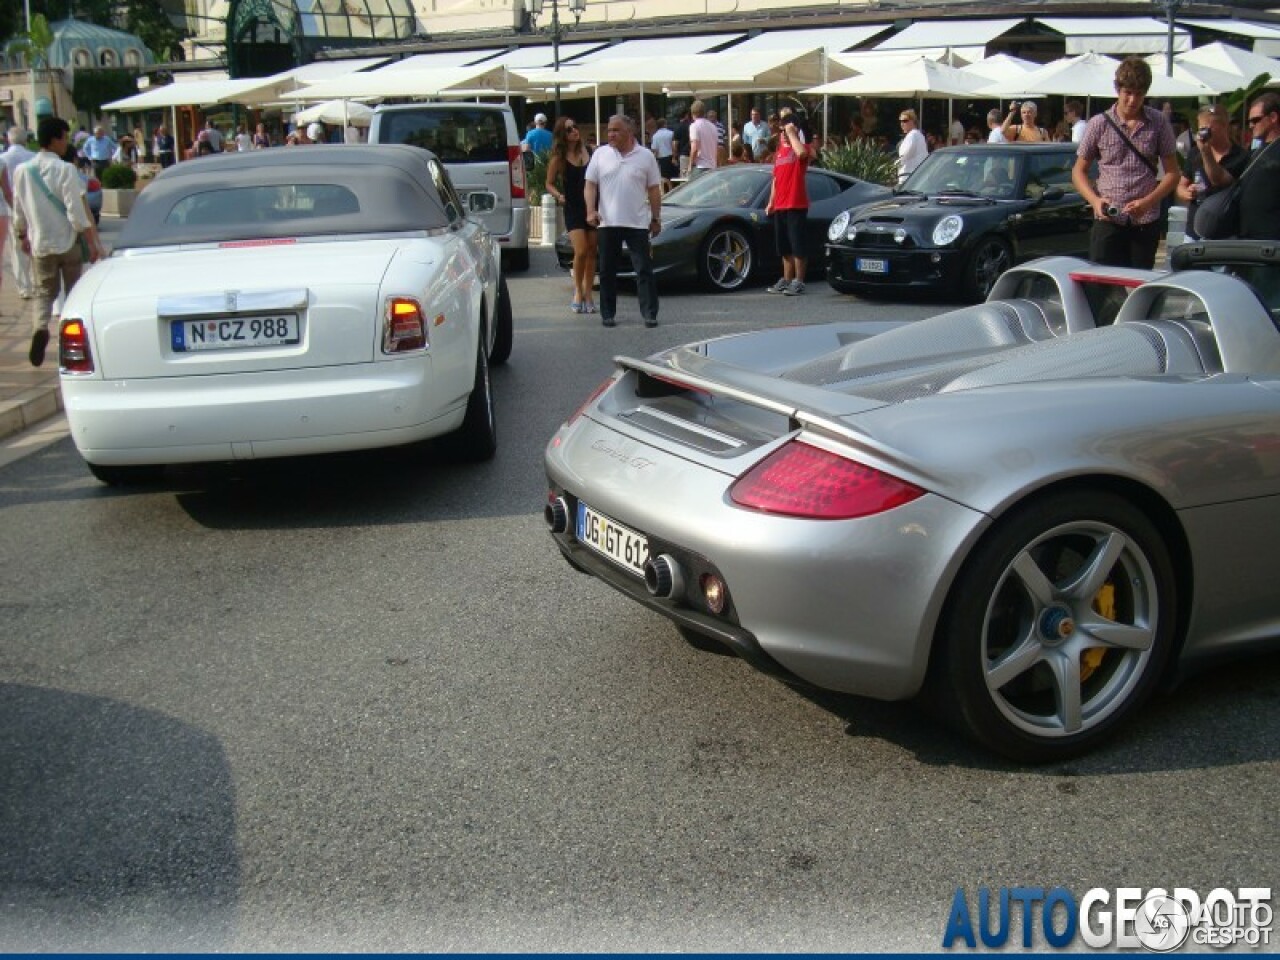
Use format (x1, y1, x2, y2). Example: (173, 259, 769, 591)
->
(1071, 57, 1179, 270)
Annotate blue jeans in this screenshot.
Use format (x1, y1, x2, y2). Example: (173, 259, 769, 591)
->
(597, 227, 658, 323)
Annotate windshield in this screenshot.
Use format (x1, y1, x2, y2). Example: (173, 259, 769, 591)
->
(665, 167, 769, 209)
(904, 151, 1024, 199)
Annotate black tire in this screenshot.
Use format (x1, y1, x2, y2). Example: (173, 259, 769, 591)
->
(442, 339, 496, 462)
(86, 462, 163, 486)
(930, 490, 1177, 763)
(504, 246, 530, 273)
(963, 235, 1012, 302)
(698, 225, 754, 292)
(488, 275, 513, 367)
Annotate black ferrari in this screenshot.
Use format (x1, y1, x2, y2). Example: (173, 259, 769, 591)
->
(555, 164, 891, 292)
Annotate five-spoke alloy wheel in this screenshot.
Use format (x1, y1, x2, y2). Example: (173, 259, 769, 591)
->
(933, 490, 1177, 762)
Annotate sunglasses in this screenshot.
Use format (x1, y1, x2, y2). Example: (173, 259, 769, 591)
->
(565, 125, 578, 131)
(1247, 114, 1267, 125)
(899, 117, 911, 123)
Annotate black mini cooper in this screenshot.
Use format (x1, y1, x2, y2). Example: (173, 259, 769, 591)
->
(825, 143, 1093, 302)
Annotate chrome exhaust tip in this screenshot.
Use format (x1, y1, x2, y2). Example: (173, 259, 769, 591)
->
(644, 554, 685, 599)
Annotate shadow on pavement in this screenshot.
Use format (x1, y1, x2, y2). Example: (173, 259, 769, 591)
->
(0, 684, 239, 950)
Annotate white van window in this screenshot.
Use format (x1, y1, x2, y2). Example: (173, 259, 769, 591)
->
(382, 109, 509, 163)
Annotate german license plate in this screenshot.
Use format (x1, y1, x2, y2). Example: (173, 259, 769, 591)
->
(576, 501, 649, 578)
(172, 315, 300, 352)
(856, 258, 889, 275)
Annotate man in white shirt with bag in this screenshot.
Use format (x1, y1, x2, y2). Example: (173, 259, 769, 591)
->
(12, 116, 104, 367)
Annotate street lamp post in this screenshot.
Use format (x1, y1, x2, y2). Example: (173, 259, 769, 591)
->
(1158, 0, 1182, 77)
(527, 0, 586, 119)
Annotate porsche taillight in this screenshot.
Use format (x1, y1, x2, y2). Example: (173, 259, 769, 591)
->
(730, 441, 925, 519)
(509, 145, 526, 200)
(59, 318, 94, 374)
(382, 297, 427, 353)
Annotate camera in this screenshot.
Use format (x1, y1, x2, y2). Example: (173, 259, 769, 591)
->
(1009, 101, 1019, 111)
(1197, 126, 1211, 143)
(1104, 203, 1122, 218)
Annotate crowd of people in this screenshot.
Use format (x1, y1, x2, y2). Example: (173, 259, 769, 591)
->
(2, 52, 1278, 353)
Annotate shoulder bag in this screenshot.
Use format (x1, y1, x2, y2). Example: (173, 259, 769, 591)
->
(27, 161, 91, 260)
(1196, 139, 1278, 240)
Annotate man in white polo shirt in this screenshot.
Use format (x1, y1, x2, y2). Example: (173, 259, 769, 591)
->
(585, 114, 663, 328)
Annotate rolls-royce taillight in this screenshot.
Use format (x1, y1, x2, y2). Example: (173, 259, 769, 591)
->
(59, 318, 94, 374)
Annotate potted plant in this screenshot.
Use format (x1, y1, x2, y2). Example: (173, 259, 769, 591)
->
(100, 162, 138, 217)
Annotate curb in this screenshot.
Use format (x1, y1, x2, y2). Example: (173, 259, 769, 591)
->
(0, 384, 63, 443)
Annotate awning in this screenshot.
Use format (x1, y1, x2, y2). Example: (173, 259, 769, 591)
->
(377, 50, 506, 72)
(567, 33, 745, 64)
(284, 62, 533, 100)
(103, 76, 291, 111)
(472, 42, 610, 70)
(1179, 19, 1280, 58)
(871, 18, 1023, 63)
(516, 46, 851, 96)
(726, 24, 891, 55)
(282, 57, 389, 84)
(1035, 18, 1190, 56)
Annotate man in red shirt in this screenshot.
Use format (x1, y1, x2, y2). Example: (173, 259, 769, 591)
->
(765, 106, 812, 296)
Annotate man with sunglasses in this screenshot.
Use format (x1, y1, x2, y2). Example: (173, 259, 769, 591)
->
(1200, 92, 1280, 240)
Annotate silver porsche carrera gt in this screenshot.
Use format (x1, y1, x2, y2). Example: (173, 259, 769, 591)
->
(544, 241, 1280, 762)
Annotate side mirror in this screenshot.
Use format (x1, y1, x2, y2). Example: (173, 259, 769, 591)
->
(1039, 185, 1065, 204)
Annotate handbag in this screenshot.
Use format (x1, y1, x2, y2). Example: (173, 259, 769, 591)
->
(1195, 140, 1277, 240)
(1193, 181, 1242, 240)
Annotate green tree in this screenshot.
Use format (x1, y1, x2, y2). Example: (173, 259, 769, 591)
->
(7, 13, 60, 118)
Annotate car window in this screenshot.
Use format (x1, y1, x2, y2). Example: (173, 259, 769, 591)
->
(805, 171, 840, 203)
(382, 108, 508, 163)
(665, 167, 769, 208)
(1025, 153, 1075, 199)
(908, 151, 1022, 199)
(427, 158, 464, 224)
(165, 184, 360, 227)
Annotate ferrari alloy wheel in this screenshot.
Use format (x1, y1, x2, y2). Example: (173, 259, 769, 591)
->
(934, 491, 1176, 762)
(489, 275, 513, 367)
(964, 236, 1012, 302)
(444, 337, 496, 462)
(699, 226, 754, 291)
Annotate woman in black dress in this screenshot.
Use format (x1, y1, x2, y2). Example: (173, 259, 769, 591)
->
(545, 116, 596, 314)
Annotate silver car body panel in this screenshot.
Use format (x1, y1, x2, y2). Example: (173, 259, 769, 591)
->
(546, 254, 1280, 700)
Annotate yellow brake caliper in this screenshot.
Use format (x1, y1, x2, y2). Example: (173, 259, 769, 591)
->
(1083, 583, 1115, 681)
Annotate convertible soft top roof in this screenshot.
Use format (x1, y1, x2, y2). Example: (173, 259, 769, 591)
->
(116, 144, 452, 250)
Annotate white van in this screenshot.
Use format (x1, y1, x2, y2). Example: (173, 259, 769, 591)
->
(368, 102, 531, 271)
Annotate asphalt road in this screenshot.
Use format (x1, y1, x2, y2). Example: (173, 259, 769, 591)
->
(1, 248, 1277, 951)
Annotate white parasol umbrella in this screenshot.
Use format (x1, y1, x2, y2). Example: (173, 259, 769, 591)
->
(295, 99, 374, 127)
(803, 56, 991, 98)
(1176, 42, 1280, 88)
(980, 52, 1210, 99)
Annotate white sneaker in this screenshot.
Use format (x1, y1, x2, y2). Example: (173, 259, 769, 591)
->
(766, 278, 790, 294)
